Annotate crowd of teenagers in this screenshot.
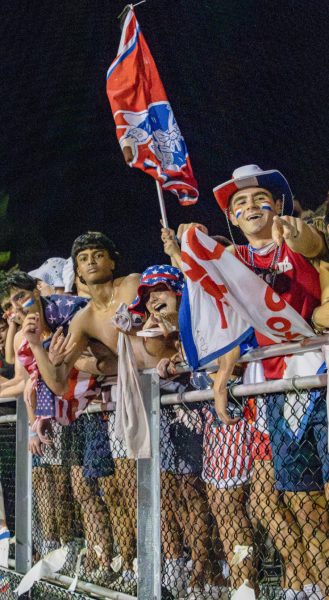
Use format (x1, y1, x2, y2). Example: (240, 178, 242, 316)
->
(0, 164, 329, 600)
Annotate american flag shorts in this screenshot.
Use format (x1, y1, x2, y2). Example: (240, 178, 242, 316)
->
(202, 408, 254, 489)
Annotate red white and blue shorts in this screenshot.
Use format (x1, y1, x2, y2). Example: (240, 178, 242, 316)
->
(202, 397, 272, 490)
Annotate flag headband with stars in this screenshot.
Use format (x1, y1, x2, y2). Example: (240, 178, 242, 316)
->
(128, 265, 184, 315)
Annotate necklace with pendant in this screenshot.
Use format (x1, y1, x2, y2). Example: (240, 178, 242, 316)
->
(248, 243, 282, 288)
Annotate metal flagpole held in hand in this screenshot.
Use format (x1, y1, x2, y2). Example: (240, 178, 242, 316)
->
(156, 180, 169, 228)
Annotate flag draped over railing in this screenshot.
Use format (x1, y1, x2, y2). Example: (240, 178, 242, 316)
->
(178, 227, 325, 441)
(106, 7, 199, 206)
(178, 227, 320, 369)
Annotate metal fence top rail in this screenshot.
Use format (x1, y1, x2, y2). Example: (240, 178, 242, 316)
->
(45, 573, 136, 600)
(239, 333, 329, 363)
(173, 334, 329, 374)
(2, 333, 328, 412)
(0, 414, 16, 424)
(160, 373, 327, 405)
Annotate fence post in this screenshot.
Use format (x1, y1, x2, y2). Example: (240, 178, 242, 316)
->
(15, 395, 32, 574)
(137, 371, 161, 600)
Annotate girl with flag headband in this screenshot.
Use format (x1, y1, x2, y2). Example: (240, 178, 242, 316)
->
(128, 264, 184, 315)
(128, 265, 219, 599)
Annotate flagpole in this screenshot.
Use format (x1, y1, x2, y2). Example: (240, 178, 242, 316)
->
(155, 180, 169, 228)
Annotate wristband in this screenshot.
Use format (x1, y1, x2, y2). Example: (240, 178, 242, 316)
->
(28, 428, 38, 439)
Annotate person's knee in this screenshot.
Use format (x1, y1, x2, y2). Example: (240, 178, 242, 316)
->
(71, 470, 96, 503)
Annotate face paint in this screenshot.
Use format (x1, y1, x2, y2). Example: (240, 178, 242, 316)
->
(260, 201, 273, 211)
(235, 208, 242, 219)
(21, 298, 35, 309)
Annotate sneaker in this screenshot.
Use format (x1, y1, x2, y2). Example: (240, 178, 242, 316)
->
(84, 566, 117, 587)
(163, 557, 187, 598)
(230, 582, 257, 600)
(110, 573, 137, 595)
(60, 539, 85, 576)
(303, 585, 324, 600)
(40, 539, 60, 558)
(185, 586, 204, 600)
(204, 583, 230, 599)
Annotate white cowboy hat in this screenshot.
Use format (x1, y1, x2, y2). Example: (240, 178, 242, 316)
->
(213, 164, 293, 215)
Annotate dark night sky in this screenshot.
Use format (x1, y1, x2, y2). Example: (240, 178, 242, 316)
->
(0, 0, 328, 274)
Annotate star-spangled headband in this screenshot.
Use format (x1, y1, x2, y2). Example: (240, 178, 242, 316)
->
(128, 265, 184, 315)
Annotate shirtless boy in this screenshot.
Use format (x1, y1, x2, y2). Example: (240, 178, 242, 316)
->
(22, 231, 181, 390)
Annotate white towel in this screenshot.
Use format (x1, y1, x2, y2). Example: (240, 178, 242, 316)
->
(15, 546, 68, 596)
(114, 332, 151, 459)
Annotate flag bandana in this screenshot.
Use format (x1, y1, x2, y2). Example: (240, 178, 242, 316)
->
(129, 264, 184, 315)
(106, 7, 198, 206)
(178, 227, 325, 440)
(18, 295, 96, 420)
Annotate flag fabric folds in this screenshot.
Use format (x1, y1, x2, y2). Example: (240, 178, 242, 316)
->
(106, 7, 198, 206)
(178, 227, 318, 370)
(178, 227, 325, 441)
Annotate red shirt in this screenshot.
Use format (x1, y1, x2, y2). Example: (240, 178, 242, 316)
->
(236, 242, 320, 379)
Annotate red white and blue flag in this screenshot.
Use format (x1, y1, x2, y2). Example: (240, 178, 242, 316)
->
(178, 227, 325, 440)
(106, 7, 199, 206)
(179, 227, 321, 368)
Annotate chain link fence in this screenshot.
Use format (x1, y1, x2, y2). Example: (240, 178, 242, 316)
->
(159, 386, 328, 600)
(31, 410, 138, 596)
(0, 370, 328, 600)
(0, 400, 16, 567)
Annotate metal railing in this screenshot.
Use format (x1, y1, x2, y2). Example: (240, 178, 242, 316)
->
(0, 338, 327, 599)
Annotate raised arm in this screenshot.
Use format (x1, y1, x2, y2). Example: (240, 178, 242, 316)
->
(213, 345, 241, 425)
(272, 216, 326, 258)
(161, 223, 209, 272)
(311, 260, 329, 331)
(22, 310, 89, 395)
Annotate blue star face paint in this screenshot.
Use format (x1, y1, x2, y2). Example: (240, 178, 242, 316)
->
(21, 298, 35, 309)
(235, 208, 242, 219)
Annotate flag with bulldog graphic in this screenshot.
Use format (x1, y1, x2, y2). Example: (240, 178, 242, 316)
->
(106, 7, 198, 206)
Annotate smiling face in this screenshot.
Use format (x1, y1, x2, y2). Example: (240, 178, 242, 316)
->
(229, 187, 282, 240)
(144, 284, 178, 317)
(76, 248, 115, 286)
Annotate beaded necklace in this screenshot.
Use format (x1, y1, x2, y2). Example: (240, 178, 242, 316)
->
(224, 193, 286, 288)
(248, 243, 282, 287)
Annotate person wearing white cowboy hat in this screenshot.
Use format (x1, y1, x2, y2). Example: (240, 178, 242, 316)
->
(161, 164, 328, 599)
(213, 164, 294, 216)
(212, 165, 329, 600)
(213, 163, 327, 253)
